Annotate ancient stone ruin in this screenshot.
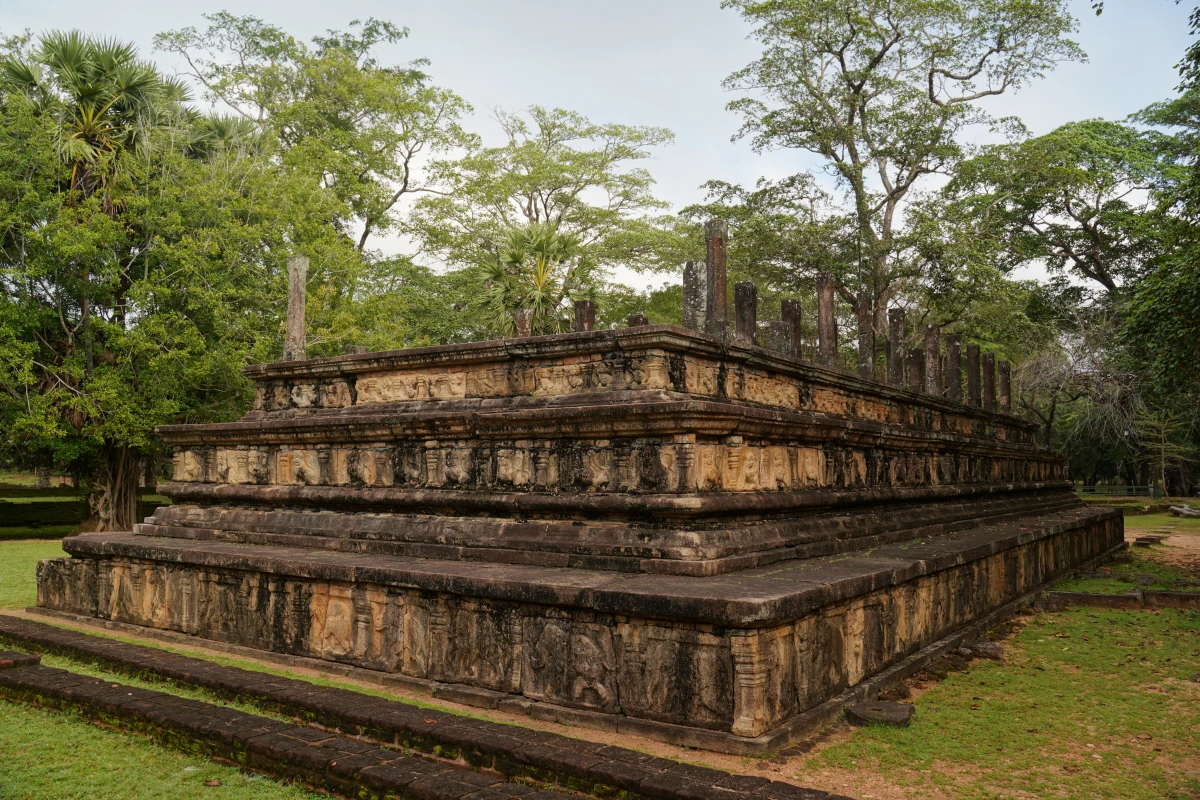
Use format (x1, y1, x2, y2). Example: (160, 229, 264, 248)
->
(37, 224, 1121, 754)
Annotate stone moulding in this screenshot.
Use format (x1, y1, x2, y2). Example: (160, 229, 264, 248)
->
(39, 506, 1121, 752)
(37, 326, 1121, 753)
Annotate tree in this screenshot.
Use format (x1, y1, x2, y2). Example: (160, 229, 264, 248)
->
(477, 222, 599, 336)
(945, 120, 1168, 298)
(722, 0, 1084, 368)
(0, 31, 360, 531)
(410, 106, 677, 273)
(156, 13, 474, 252)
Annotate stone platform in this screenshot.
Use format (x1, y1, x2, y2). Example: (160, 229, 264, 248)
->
(37, 326, 1122, 753)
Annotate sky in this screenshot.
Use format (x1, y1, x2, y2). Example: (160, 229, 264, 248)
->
(1, 0, 1193, 286)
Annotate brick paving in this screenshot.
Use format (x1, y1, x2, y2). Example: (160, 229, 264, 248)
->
(0, 616, 845, 800)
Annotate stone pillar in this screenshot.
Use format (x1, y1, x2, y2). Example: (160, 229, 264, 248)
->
(923, 324, 941, 397)
(908, 348, 924, 394)
(283, 255, 308, 361)
(999, 360, 1012, 412)
(514, 308, 533, 338)
(982, 352, 996, 412)
(816, 272, 837, 367)
(887, 308, 905, 387)
(344, 345, 369, 355)
(573, 300, 596, 332)
(767, 321, 791, 354)
(780, 299, 803, 358)
(627, 313, 649, 328)
(704, 220, 728, 339)
(857, 293, 874, 380)
(682, 260, 707, 332)
(734, 282, 757, 346)
(945, 334, 963, 403)
(966, 343, 981, 407)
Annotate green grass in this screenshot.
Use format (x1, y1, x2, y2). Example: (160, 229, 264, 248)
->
(1055, 549, 1198, 594)
(0, 699, 321, 799)
(805, 607, 1200, 799)
(0, 540, 66, 609)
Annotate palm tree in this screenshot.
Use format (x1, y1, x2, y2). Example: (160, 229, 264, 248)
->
(1, 31, 186, 213)
(480, 222, 599, 337)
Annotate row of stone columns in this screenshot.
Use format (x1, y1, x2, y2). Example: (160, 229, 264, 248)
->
(675, 223, 1012, 412)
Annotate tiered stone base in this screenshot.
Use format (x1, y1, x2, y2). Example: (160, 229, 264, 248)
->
(38, 505, 1122, 754)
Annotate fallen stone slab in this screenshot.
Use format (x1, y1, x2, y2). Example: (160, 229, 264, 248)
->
(844, 702, 915, 728)
(962, 642, 1004, 661)
(0, 615, 842, 800)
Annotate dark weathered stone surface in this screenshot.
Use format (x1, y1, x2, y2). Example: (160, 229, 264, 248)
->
(705, 222, 728, 340)
(683, 262, 707, 332)
(944, 335, 962, 404)
(966, 343, 981, 408)
(887, 309, 905, 387)
(780, 300, 802, 359)
(844, 701, 914, 727)
(34, 324, 1119, 754)
(735, 282, 757, 346)
(0, 650, 40, 668)
(816, 274, 836, 367)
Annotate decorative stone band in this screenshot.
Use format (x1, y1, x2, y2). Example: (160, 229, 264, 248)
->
(39, 506, 1122, 745)
(232, 327, 1035, 441)
(133, 487, 1080, 575)
(160, 397, 1061, 498)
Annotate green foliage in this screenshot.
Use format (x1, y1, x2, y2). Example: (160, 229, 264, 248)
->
(947, 120, 1170, 297)
(722, 0, 1084, 338)
(411, 106, 678, 273)
(155, 13, 474, 252)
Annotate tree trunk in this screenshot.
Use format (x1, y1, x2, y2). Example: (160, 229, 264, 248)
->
(88, 444, 141, 532)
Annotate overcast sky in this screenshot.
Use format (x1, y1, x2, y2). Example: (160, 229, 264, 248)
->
(2, 0, 1193, 284)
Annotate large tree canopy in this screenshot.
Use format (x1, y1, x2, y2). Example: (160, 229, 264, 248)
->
(156, 13, 474, 252)
(722, 0, 1084, 360)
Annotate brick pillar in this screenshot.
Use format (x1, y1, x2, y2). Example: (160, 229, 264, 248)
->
(682, 260, 706, 332)
(982, 352, 996, 412)
(627, 313, 649, 328)
(734, 282, 757, 346)
(945, 334, 963, 403)
(887, 308, 905, 387)
(704, 220, 728, 339)
(781, 299, 803, 358)
(816, 272, 837, 367)
(908, 348, 924, 394)
(857, 293, 874, 380)
(573, 300, 596, 332)
(998, 360, 1012, 412)
(283, 255, 308, 361)
(966, 343, 981, 407)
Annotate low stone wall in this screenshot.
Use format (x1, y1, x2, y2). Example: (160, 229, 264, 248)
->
(38, 506, 1121, 750)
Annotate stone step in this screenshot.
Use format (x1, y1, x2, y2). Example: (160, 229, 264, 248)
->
(0, 615, 843, 800)
(0, 655, 568, 800)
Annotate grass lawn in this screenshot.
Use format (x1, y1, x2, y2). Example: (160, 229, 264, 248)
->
(0, 540, 65, 609)
(0, 699, 321, 799)
(801, 607, 1200, 799)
